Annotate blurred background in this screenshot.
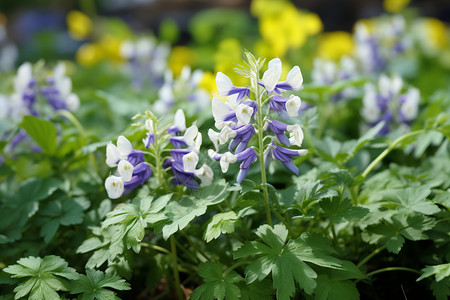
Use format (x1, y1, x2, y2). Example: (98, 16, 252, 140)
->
(0, 0, 449, 69)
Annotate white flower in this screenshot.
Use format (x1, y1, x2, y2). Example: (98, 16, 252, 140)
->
(105, 175, 124, 199)
(285, 95, 302, 117)
(236, 103, 254, 125)
(182, 151, 199, 172)
(212, 96, 236, 129)
(285, 66, 303, 90)
(145, 119, 155, 133)
(106, 136, 133, 167)
(136, 38, 154, 59)
(400, 87, 420, 121)
(194, 164, 214, 186)
(261, 58, 282, 93)
(0, 94, 9, 119)
(118, 160, 134, 182)
(220, 152, 237, 173)
(361, 84, 380, 123)
(287, 124, 304, 147)
(379, 74, 402, 98)
(216, 72, 234, 96)
(120, 39, 135, 60)
(66, 93, 80, 111)
(209, 126, 237, 151)
(14, 62, 33, 92)
(173, 109, 186, 132)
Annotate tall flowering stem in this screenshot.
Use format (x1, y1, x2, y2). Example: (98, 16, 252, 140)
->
(251, 57, 273, 227)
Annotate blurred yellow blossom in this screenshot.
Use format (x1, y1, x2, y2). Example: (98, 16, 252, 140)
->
(67, 10, 93, 40)
(422, 18, 447, 49)
(214, 38, 247, 87)
(251, 0, 323, 57)
(99, 34, 124, 62)
(199, 71, 218, 96)
(169, 46, 194, 76)
(318, 31, 354, 60)
(383, 0, 410, 13)
(76, 43, 102, 66)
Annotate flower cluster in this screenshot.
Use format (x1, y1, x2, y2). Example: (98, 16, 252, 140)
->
(120, 37, 170, 89)
(354, 15, 411, 74)
(105, 136, 151, 199)
(360, 74, 420, 135)
(311, 56, 359, 101)
(104, 109, 213, 198)
(152, 66, 210, 116)
(0, 62, 80, 153)
(208, 55, 308, 183)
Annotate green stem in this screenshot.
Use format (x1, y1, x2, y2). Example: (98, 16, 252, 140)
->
(357, 245, 387, 269)
(223, 261, 249, 277)
(361, 129, 426, 178)
(255, 69, 272, 227)
(56, 110, 98, 174)
(170, 235, 183, 300)
(140, 242, 170, 254)
(315, 92, 330, 139)
(303, 126, 315, 155)
(181, 230, 211, 261)
(356, 267, 421, 283)
(152, 121, 168, 190)
(273, 210, 293, 236)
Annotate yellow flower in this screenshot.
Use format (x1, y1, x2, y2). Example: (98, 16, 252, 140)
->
(67, 10, 93, 40)
(318, 31, 354, 60)
(254, 0, 323, 57)
(214, 38, 247, 87)
(251, 0, 288, 17)
(76, 43, 102, 66)
(169, 46, 194, 76)
(99, 34, 124, 62)
(383, 0, 410, 13)
(199, 71, 218, 96)
(422, 18, 447, 50)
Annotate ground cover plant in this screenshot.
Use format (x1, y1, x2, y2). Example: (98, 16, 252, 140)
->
(0, 0, 450, 299)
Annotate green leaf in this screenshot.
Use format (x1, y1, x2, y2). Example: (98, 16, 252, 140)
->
(162, 184, 229, 240)
(417, 263, 450, 282)
(237, 279, 273, 300)
(234, 225, 358, 299)
(0, 178, 61, 243)
(3, 256, 79, 300)
(204, 211, 239, 242)
(162, 196, 208, 240)
(320, 197, 369, 223)
(19, 115, 58, 155)
(39, 197, 85, 242)
(430, 278, 450, 300)
(190, 262, 241, 300)
(192, 179, 230, 204)
(102, 195, 168, 252)
(393, 186, 440, 215)
(362, 214, 436, 253)
(70, 268, 130, 299)
(314, 275, 359, 300)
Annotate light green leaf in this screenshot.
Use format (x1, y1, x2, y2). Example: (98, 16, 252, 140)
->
(417, 263, 450, 282)
(4, 256, 79, 300)
(19, 115, 58, 155)
(70, 268, 130, 299)
(204, 211, 239, 242)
